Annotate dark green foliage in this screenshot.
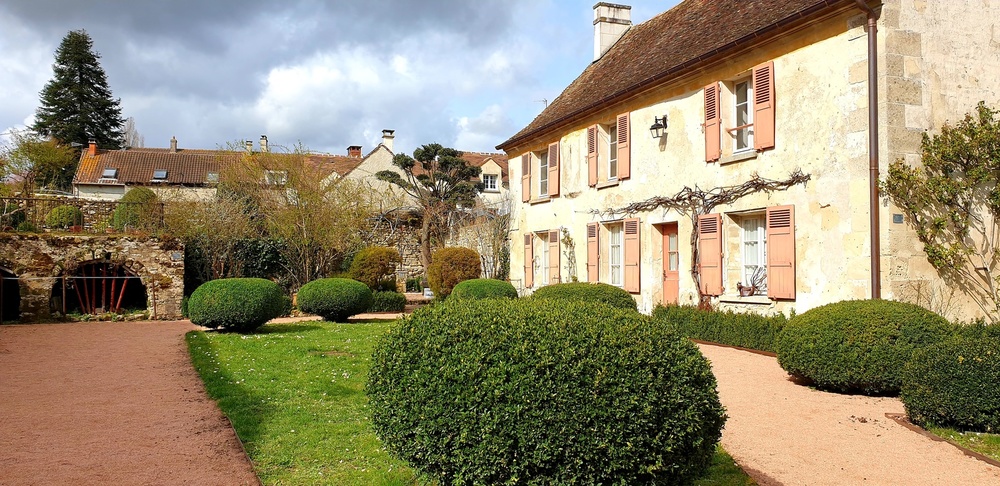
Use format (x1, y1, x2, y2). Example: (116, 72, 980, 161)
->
(16, 221, 38, 233)
(297, 278, 373, 322)
(426, 247, 481, 299)
(1, 205, 25, 229)
(369, 291, 406, 313)
(188, 278, 286, 332)
(33, 30, 124, 150)
(902, 335, 1000, 432)
(449, 278, 517, 301)
(112, 187, 160, 231)
(181, 295, 189, 318)
(405, 277, 422, 292)
(776, 300, 952, 395)
(652, 305, 788, 353)
(45, 204, 82, 229)
(532, 282, 637, 312)
(368, 299, 726, 485)
(349, 246, 401, 290)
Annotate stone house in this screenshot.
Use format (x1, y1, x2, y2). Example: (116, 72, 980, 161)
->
(497, 0, 1000, 320)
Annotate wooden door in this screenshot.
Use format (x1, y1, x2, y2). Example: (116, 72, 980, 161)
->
(661, 223, 679, 305)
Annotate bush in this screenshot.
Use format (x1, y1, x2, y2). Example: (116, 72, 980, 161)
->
(188, 278, 286, 332)
(45, 204, 83, 229)
(1, 206, 25, 229)
(297, 278, 373, 322)
(16, 221, 38, 233)
(532, 282, 637, 312)
(349, 246, 401, 290)
(112, 187, 160, 231)
(368, 299, 726, 485)
(369, 291, 406, 313)
(405, 277, 422, 292)
(449, 278, 518, 301)
(902, 335, 1000, 432)
(776, 300, 952, 395)
(427, 247, 480, 299)
(652, 305, 788, 353)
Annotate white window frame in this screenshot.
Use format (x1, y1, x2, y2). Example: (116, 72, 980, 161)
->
(265, 170, 288, 186)
(538, 151, 549, 197)
(740, 216, 766, 294)
(733, 79, 754, 153)
(483, 173, 498, 192)
(535, 231, 549, 286)
(608, 223, 623, 287)
(608, 122, 618, 181)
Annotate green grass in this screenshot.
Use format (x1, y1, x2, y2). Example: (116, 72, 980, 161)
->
(928, 425, 1000, 462)
(187, 320, 756, 485)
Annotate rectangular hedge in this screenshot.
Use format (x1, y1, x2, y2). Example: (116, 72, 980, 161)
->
(651, 305, 788, 353)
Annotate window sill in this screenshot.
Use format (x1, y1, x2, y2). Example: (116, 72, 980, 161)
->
(529, 196, 551, 205)
(718, 294, 771, 305)
(596, 180, 620, 190)
(719, 150, 758, 165)
(483, 189, 500, 193)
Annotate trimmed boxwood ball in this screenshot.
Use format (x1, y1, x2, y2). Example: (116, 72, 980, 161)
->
(902, 335, 1000, 432)
(532, 281, 637, 311)
(45, 205, 83, 229)
(188, 278, 286, 332)
(367, 299, 726, 485)
(297, 278, 373, 322)
(776, 300, 952, 395)
(427, 247, 481, 299)
(369, 290, 406, 313)
(448, 278, 517, 301)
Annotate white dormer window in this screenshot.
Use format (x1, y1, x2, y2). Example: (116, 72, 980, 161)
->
(102, 168, 118, 179)
(483, 174, 498, 192)
(206, 172, 219, 183)
(265, 170, 288, 185)
(152, 169, 168, 182)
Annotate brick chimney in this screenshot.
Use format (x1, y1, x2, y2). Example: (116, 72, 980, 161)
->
(170, 136, 178, 153)
(88, 139, 97, 156)
(347, 145, 362, 158)
(381, 129, 395, 151)
(594, 3, 631, 61)
(260, 135, 269, 153)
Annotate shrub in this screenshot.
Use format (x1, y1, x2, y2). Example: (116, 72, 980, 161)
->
(776, 300, 952, 395)
(369, 291, 406, 313)
(426, 247, 480, 299)
(652, 304, 788, 353)
(112, 187, 160, 231)
(1, 206, 25, 229)
(902, 335, 1000, 432)
(16, 221, 38, 233)
(449, 278, 518, 301)
(532, 282, 637, 312)
(368, 299, 726, 485)
(188, 278, 286, 332)
(297, 278, 373, 322)
(349, 246, 401, 290)
(45, 204, 83, 229)
(405, 277, 422, 292)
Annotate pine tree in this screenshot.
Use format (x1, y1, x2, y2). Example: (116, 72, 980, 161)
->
(33, 29, 125, 150)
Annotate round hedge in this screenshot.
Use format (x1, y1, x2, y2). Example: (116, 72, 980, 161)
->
(776, 300, 952, 395)
(45, 205, 82, 229)
(369, 291, 406, 313)
(349, 246, 401, 290)
(427, 247, 481, 299)
(531, 282, 637, 312)
(448, 278, 517, 301)
(188, 278, 286, 332)
(902, 335, 1000, 432)
(297, 278, 373, 322)
(112, 187, 159, 230)
(368, 299, 726, 485)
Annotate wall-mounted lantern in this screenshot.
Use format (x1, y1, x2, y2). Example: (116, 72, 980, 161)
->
(649, 115, 668, 138)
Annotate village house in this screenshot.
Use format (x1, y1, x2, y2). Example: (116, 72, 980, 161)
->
(497, 0, 1000, 321)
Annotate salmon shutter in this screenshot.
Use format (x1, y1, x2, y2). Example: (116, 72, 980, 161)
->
(548, 230, 561, 284)
(521, 154, 531, 202)
(766, 205, 795, 299)
(587, 125, 598, 187)
(617, 113, 631, 180)
(587, 222, 599, 282)
(704, 83, 721, 162)
(697, 213, 723, 295)
(523, 233, 534, 288)
(623, 218, 640, 293)
(753, 61, 775, 151)
(547, 142, 560, 197)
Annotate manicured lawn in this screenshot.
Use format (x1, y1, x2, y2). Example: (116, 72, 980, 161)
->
(187, 320, 756, 485)
(928, 425, 1000, 463)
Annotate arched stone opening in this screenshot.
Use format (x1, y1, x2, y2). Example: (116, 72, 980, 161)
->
(51, 260, 148, 315)
(1, 266, 20, 322)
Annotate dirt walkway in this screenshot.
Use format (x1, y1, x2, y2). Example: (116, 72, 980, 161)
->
(699, 343, 1000, 486)
(0, 321, 258, 486)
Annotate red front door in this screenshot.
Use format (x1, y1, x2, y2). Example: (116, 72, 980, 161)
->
(662, 223, 679, 305)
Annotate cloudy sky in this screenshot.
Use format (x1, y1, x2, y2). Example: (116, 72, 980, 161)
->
(0, 0, 680, 157)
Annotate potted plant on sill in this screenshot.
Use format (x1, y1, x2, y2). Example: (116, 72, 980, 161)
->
(737, 267, 766, 297)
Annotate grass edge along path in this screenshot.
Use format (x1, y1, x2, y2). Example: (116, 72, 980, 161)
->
(187, 320, 756, 485)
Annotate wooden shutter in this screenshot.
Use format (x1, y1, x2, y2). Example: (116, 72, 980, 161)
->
(697, 213, 723, 296)
(521, 154, 531, 203)
(523, 233, 534, 288)
(766, 205, 795, 299)
(548, 230, 560, 284)
(623, 218, 640, 293)
(704, 83, 721, 162)
(547, 142, 560, 197)
(616, 113, 631, 180)
(587, 125, 598, 187)
(753, 61, 775, 151)
(587, 223, 599, 282)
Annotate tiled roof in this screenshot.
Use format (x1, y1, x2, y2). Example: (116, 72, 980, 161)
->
(462, 152, 509, 183)
(497, 0, 845, 150)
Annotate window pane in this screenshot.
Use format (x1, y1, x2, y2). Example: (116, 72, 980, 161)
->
(669, 253, 678, 272)
(609, 123, 618, 179)
(610, 225, 622, 286)
(668, 233, 677, 251)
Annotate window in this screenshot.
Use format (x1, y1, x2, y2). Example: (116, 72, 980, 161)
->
(733, 79, 753, 152)
(152, 169, 168, 181)
(101, 168, 118, 179)
(206, 172, 219, 183)
(538, 151, 549, 197)
(483, 174, 498, 191)
(704, 61, 775, 162)
(608, 122, 618, 180)
(587, 114, 629, 187)
(536, 232, 549, 285)
(265, 170, 288, 185)
(609, 223, 623, 286)
(741, 216, 766, 294)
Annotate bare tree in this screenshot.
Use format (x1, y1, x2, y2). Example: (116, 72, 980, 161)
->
(122, 117, 144, 148)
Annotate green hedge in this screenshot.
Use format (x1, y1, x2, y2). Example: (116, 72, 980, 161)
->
(112, 187, 160, 231)
(532, 282, 637, 312)
(776, 300, 952, 395)
(902, 335, 1000, 432)
(427, 247, 481, 299)
(188, 278, 286, 332)
(369, 291, 406, 313)
(349, 246, 401, 291)
(448, 278, 517, 301)
(297, 278, 372, 322)
(652, 305, 788, 353)
(45, 205, 82, 229)
(368, 299, 725, 485)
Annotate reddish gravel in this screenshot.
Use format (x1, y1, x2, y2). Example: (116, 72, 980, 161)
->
(0, 321, 258, 486)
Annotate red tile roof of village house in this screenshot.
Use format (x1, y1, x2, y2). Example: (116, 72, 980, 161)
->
(497, 0, 848, 150)
(461, 152, 509, 183)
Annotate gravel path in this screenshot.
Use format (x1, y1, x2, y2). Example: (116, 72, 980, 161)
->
(699, 343, 1000, 485)
(0, 321, 259, 486)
